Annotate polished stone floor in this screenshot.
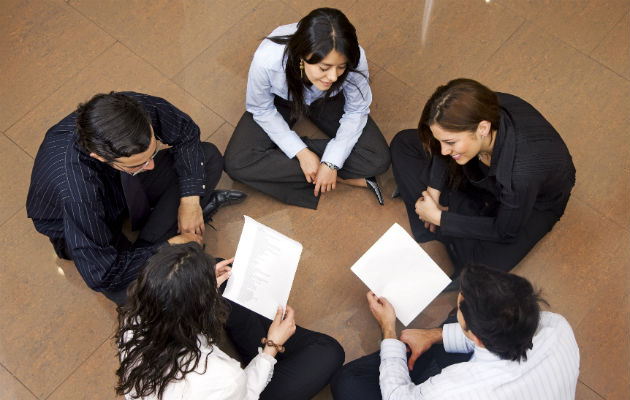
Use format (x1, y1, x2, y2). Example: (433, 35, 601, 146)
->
(1, 0, 628, 399)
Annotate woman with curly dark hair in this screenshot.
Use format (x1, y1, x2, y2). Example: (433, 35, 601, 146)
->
(224, 7, 390, 209)
(115, 242, 344, 399)
(390, 78, 575, 275)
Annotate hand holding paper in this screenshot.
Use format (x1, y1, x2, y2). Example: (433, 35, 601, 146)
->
(351, 223, 451, 326)
(223, 216, 302, 320)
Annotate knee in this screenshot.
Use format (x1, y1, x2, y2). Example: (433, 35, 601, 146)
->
(390, 129, 419, 156)
(313, 334, 345, 371)
(330, 364, 364, 400)
(200, 142, 223, 166)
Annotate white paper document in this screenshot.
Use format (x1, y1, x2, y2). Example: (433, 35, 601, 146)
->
(351, 223, 451, 326)
(223, 216, 303, 320)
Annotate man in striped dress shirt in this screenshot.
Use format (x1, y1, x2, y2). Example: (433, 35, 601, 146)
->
(26, 92, 245, 305)
(331, 264, 580, 399)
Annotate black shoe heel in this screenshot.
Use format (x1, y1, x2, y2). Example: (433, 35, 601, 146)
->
(365, 177, 384, 206)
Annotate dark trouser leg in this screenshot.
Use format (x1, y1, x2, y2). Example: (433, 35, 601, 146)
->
(224, 300, 345, 400)
(331, 316, 471, 400)
(307, 94, 391, 178)
(445, 209, 559, 272)
(136, 142, 223, 244)
(224, 111, 322, 209)
(390, 130, 436, 242)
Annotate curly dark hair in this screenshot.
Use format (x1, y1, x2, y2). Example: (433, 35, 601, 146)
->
(114, 243, 229, 399)
(459, 264, 548, 362)
(267, 7, 363, 120)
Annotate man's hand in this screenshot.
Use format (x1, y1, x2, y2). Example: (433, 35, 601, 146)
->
(178, 196, 204, 235)
(167, 232, 202, 245)
(399, 328, 443, 370)
(215, 257, 234, 286)
(314, 164, 337, 196)
(296, 148, 320, 183)
(366, 291, 397, 339)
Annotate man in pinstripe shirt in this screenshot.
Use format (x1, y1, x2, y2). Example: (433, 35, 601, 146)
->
(331, 264, 580, 399)
(26, 92, 245, 305)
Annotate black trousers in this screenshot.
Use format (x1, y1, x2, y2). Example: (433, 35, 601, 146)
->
(225, 299, 345, 400)
(51, 142, 223, 305)
(390, 130, 559, 273)
(224, 93, 391, 209)
(330, 316, 471, 400)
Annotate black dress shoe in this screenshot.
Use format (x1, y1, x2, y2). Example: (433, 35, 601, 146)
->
(365, 177, 384, 206)
(202, 189, 247, 222)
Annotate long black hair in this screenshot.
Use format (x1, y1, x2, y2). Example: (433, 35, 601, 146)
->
(115, 243, 229, 399)
(267, 8, 362, 119)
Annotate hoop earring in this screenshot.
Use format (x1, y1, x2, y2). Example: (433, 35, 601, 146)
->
(299, 59, 304, 78)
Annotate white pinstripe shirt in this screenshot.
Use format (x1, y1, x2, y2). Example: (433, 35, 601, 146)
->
(380, 311, 580, 399)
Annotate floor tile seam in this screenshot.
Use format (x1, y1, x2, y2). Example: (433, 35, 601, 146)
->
(204, 120, 231, 141)
(169, 0, 267, 81)
(43, 335, 114, 400)
(66, 0, 124, 45)
(517, 18, 629, 82)
(472, 15, 528, 77)
(2, 131, 36, 161)
(65, 1, 177, 82)
(570, 193, 629, 232)
(0, 361, 40, 399)
(2, 39, 119, 152)
(0, 205, 26, 230)
(578, 378, 607, 400)
(588, 10, 629, 55)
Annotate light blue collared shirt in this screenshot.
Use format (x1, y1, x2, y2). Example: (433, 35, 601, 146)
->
(245, 23, 372, 168)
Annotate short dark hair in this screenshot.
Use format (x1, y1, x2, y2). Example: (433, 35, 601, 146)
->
(459, 264, 547, 362)
(268, 8, 362, 119)
(115, 242, 228, 399)
(76, 92, 152, 162)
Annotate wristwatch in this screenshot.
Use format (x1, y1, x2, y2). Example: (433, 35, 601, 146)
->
(321, 161, 339, 170)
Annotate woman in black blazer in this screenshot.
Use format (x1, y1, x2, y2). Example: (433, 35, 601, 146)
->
(390, 78, 575, 273)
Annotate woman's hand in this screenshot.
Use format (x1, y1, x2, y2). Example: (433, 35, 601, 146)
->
(366, 291, 397, 339)
(399, 328, 443, 370)
(296, 148, 320, 183)
(415, 190, 443, 229)
(264, 306, 297, 357)
(314, 164, 337, 196)
(215, 257, 234, 286)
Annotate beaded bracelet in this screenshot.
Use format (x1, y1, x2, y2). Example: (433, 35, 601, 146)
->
(261, 337, 285, 353)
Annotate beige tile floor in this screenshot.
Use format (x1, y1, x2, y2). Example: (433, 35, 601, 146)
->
(1, 0, 628, 399)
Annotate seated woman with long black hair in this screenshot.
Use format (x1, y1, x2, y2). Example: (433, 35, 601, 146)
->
(224, 8, 390, 209)
(115, 242, 344, 399)
(390, 78, 575, 274)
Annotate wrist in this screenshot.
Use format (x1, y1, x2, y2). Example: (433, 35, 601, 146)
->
(261, 337, 285, 358)
(429, 327, 444, 344)
(321, 161, 339, 171)
(180, 195, 200, 205)
(382, 324, 397, 339)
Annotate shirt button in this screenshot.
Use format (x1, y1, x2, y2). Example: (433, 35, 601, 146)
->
(201, 162, 204, 166)
(202, 185, 206, 189)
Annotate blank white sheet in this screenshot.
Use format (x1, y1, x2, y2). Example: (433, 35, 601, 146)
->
(351, 223, 451, 326)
